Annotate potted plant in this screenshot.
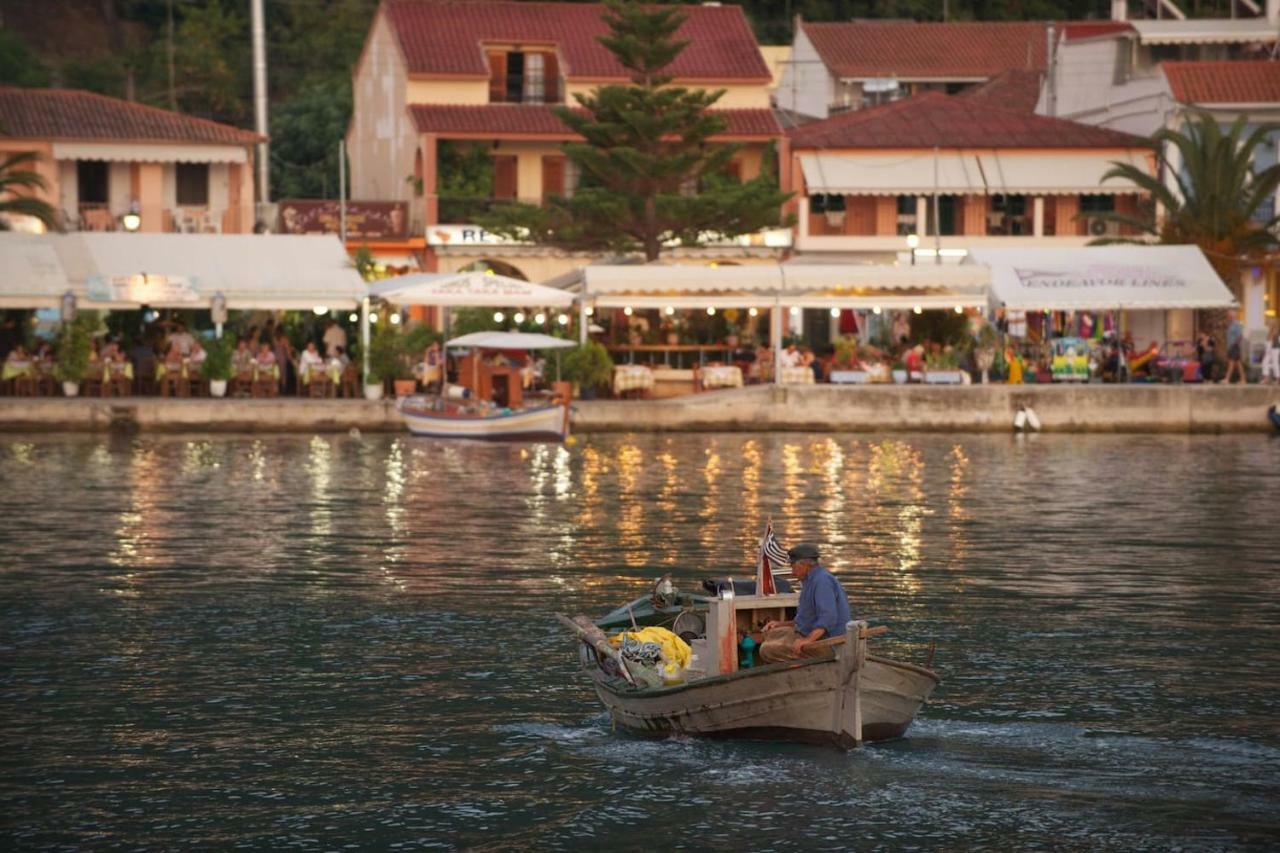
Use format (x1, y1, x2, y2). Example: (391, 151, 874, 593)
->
(201, 336, 234, 397)
(891, 360, 908, 385)
(53, 314, 94, 397)
(974, 324, 998, 384)
(366, 326, 400, 400)
(563, 340, 614, 399)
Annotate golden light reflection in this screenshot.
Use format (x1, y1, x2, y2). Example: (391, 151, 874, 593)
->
(947, 444, 971, 567)
(781, 442, 803, 523)
(615, 442, 647, 564)
(698, 442, 723, 551)
(815, 437, 847, 556)
(306, 435, 333, 538)
(740, 439, 762, 532)
(576, 445, 603, 527)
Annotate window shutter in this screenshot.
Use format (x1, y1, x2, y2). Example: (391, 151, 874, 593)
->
(493, 155, 518, 199)
(487, 51, 507, 103)
(543, 52, 560, 102)
(541, 156, 565, 201)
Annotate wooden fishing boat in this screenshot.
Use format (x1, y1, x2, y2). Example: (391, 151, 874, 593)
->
(397, 396, 569, 441)
(558, 590, 938, 749)
(1269, 404, 1280, 433)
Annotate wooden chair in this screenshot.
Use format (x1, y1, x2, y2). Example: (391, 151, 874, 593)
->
(12, 373, 37, 396)
(252, 371, 278, 398)
(82, 366, 105, 398)
(105, 364, 132, 397)
(339, 364, 359, 398)
(159, 369, 188, 398)
(307, 374, 333, 398)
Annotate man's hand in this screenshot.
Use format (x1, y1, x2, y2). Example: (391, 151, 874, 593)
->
(791, 637, 809, 656)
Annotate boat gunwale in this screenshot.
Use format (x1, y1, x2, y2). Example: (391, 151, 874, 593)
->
(398, 402, 564, 422)
(583, 646, 939, 699)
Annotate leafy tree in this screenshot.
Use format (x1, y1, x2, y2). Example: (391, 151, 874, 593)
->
(270, 83, 352, 199)
(1093, 112, 1280, 337)
(0, 29, 51, 87)
(479, 0, 791, 261)
(0, 150, 59, 231)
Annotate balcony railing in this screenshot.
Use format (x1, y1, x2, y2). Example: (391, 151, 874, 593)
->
(71, 203, 116, 232)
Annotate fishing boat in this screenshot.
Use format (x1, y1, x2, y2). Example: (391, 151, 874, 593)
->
(1269, 404, 1280, 433)
(396, 331, 574, 442)
(558, 584, 939, 749)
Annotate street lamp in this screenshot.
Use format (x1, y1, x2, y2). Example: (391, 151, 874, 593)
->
(906, 233, 920, 266)
(121, 201, 141, 232)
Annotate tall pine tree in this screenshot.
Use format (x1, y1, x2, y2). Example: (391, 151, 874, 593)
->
(479, 0, 791, 261)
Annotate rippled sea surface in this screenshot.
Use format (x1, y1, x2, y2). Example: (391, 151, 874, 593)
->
(1, 432, 1278, 850)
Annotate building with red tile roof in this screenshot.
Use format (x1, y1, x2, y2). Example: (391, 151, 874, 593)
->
(1162, 61, 1280, 106)
(960, 69, 1047, 115)
(776, 20, 1048, 121)
(783, 92, 1153, 258)
(345, 0, 787, 281)
(0, 87, 260, 234)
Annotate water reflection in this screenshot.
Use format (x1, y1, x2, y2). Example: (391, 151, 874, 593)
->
(0, 432, 1277, 849)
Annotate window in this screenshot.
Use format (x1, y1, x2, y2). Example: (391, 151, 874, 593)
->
(810, 194, 846, 214)
(77, 161, 109, 204)
(895, 194, 918, 235)
(176, 163, 209, 206)
(989, 194, 1029, 236)
(1079, 194, 1114, 214)
(488, 49, 559, 104)
(926, 195, 957, 236)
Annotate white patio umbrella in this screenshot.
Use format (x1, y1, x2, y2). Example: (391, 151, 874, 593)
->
(368, 271, 575, 307)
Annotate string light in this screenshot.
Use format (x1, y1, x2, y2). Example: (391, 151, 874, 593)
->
(493, 311, 505, 323)
(534, 312, 546, 325)
(348, 313, 358, 323)
(389, 313, 401, 325)
(829, 307, 840, 318)
(954, 305, 964, 314)
(748, 307, 758, 317)
(585, 306, 594, 316)
(664, 306, 675, 315)
(514, 311, 525, 323)
(913, 306, 923, 314)
(623, 307, 633, 316)
(706, 307, 716, 315)
(557, 313, 570, 326)
(872, 306, 882, 315)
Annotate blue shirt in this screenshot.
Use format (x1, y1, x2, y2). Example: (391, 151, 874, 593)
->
(795, 565, 852, 638)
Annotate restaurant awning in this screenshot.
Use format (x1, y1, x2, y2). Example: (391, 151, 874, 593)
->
(557, 262, 989, 309)
(0, 233, 365, 310)
(799, 151, 1146, 195)
(967, 245, 1236, 311)
(0, 234, 70, 309)
(370, 271, 575, 307)
(445, 331, 576, 349)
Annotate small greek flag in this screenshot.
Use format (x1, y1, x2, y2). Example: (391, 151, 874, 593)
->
(756, 520, 790, 595)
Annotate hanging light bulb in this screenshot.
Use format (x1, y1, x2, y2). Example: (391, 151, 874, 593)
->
(585, 306, 594, 316)
(913, 306, 923, 315)
(348, 313, 358, 323)
(664, 306, 675, 316)
(623, 307, 633, 316)
(829, 307, 840, 318)
(748, 307, 758, 317)
(557, 313, 570, 326)
(706, 307, 716, 315)
(493, 311, 505, 323)
(954, 305, 964, 314)
(789, 307, 800, 316)
(370, 314, 379, 324)
(389, 313, 402, 325)
(872, 306, 882, 315)
(534, 312, 546, 325)
(514, 311, 526, 323)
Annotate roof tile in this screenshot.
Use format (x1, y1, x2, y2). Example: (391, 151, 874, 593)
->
(386, 0, 770, 80)
(786, 91, 1149, 150)
(960, 69, 1044, 114)
(0, 87, 261, 145)
(410, 103, 781, 137)
(1163, 61, 1280, 105)
(802, 20, 1048, 80)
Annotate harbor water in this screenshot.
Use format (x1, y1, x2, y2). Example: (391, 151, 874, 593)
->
(1, 432, 1278, 850)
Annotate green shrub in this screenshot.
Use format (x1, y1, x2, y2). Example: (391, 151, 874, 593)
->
(563, 340, 613, 390)
(52, 313, 97, 383)
(201, 335, 235, 381)
(367, 325, 402, 384)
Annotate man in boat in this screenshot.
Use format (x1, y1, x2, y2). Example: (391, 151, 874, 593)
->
(758, 544, 852, 663)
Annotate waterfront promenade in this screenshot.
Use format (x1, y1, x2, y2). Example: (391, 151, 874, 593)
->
(1, 385, 1275, 433)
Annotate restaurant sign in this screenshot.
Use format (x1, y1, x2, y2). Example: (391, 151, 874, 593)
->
(426, 224, 792, 249)
(1013, 266, 1190, 291)
(278, 200, 409, 240)
(87, 274, 201, 305)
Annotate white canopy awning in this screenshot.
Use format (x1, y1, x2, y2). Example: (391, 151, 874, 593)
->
(0, 235, 71, 308)
(1130, 19, 1279, 45)
(51, 142, 249, 164)
(561, 262, 991, 309)
(968, 245, 1236, 311)
(800, 151, 1147, 195)
(445, 331, 576, 350)
(370, 271, 575, 307)
(0, 233, 363, 310)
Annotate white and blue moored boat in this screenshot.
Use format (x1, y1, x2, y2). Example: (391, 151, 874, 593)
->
(396, 331, 574, 442)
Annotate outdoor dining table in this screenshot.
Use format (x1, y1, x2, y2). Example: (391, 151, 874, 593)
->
(699, 364, 743, 390)
(779, 365, 816, 385)
(612, 364, 655, 396)
(2, 360, 34, 381)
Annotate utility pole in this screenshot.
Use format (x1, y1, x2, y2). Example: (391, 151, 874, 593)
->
(339, 139, 348, 243)
(166, 0, 176, 110)
(251, 0, 270, 225)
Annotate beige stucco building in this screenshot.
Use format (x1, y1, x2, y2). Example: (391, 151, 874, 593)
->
(345, 0, 790, 281)
(0, 87, 260, 235)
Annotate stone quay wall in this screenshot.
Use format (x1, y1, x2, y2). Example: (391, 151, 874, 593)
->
(0, 385, 1276, 434)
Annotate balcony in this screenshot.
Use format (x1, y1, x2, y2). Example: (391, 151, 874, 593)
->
(70, 203, 116, 232)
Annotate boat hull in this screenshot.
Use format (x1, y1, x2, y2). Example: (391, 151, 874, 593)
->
(587, 652, 938, 749)
(398, 400, 568, 441)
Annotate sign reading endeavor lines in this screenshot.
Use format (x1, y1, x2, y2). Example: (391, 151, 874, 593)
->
(1013, 266, 1189, 290)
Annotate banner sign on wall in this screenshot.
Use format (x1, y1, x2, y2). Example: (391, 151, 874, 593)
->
(278, 200, 410, 240)
(87, 274, 201, 305)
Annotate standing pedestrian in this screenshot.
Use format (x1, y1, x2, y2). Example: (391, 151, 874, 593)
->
(1222, 311, 1246, 384)
(1261, 320, 1280, 385)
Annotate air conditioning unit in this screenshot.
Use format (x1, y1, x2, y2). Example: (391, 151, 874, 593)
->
(1087, 217, 1120, 237)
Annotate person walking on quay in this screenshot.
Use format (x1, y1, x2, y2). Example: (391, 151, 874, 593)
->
(1261, 321, 1280, 385)
(1222, 311, 1246, 384)
(759, 544, 851, 663)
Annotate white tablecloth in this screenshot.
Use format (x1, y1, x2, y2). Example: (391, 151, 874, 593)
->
(779, 366, 815, 385)
(700, 365, 743, 389)
(613, 365, 655, 394)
